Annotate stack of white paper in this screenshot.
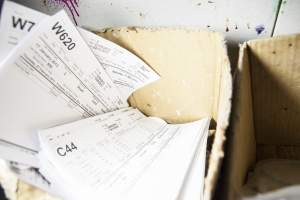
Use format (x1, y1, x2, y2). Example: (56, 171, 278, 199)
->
(0, 1, 210, 200)
(37, 108, 210, 200)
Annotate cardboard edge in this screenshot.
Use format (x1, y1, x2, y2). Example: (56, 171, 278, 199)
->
(219, 42, 257, 200)
(204, 35, 233, 200)
(246, 32, 300, 47)
(94, 26, 220, 35)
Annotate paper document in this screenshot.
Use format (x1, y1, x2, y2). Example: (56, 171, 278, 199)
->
(178, 128, 208, 200)
(0, 2, 159, 166)
(0, 1, 159, 98)
(0, 140, 39, 167)
(38, 108, 210, 200)
(0, 0, 47, 61)
(38, 151, 83, 199)
(38, 107, 145, 199)
(0, 10, 126, 153)
(78, 28, 160, 99)
(127, 119, 209, 200)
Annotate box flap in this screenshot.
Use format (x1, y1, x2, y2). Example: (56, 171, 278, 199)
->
(248, 34, 300, 145)
(218, 43, 256, 200)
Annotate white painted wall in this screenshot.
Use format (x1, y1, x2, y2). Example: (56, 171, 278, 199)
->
(3, 0, 300, 66)
(11, 0, 287, 44)
(273, 0, 300, 36)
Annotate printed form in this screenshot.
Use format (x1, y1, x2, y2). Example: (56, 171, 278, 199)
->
(38, 108, 210, 200)
(0, 10, 126, 156)
(0, 1, 159, 98)
(0, 1, 159, 167)
(0, 0, 47, 61)
(78, 28, 159, 99)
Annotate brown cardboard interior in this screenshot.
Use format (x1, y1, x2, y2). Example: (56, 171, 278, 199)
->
(222, 34, 300, 200)
(249, 35, 300, 147)
(97, 27, 232, 200)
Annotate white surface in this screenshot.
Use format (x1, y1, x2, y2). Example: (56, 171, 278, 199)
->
(11, 0, 284, 44)
(273, 0, 300, 36)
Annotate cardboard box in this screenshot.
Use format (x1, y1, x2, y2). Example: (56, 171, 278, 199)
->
(98, 28, 232, 200)
(0, 28, 232, 200)
(220, 33, 300, 200)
